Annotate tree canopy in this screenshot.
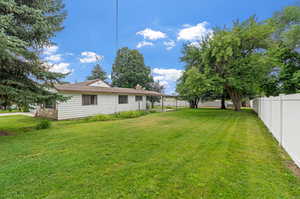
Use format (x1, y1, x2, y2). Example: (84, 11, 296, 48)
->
(178, 5, 300, 111)
(0, 0, 67, 109)
(177, 67, 216, 108)
(178, 17, 276, 111)
(87, 64, 107, 81)
(262, 6, 300, 96)
(112, 47, 153, 89)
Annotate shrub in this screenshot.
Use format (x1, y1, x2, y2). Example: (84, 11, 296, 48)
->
(88, 114, 114, 122)
(87, 110, 153, 122)
(36, 120, 51, 130)
(115, 111, 148, 119)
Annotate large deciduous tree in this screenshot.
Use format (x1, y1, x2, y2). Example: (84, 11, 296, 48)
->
(111, 47, 153, 89)
(87, 64, 107, 81)
(201, 17, 274, 111)
(0, 0, 67, 110)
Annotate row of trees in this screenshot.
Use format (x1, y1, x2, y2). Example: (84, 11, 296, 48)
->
(177, 6, 300, 111)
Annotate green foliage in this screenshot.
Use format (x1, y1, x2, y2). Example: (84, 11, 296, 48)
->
(36, 119, 51, 130)
(88, 114, 115, 122)
(200, 17, 274, 110)
(177, 67, 215, 108)
(262, 46, 300, 96)
(111, 47, 153, 89)
(261, 6, 300, 96)
(88, 111, 150, 122)
(115, 110, 149, 119)
(87, 64, 107, 80)
(269, 6, 300, 49)
(0, 0, 68, 109)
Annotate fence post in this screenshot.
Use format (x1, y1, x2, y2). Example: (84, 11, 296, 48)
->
(259, 97, 261, 118)
(279, 94, 284, 146)
(270, 96, 273, 131)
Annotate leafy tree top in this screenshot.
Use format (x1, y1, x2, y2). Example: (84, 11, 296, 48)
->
(111, 47, 153, 89)
(87, 64, 107, 80)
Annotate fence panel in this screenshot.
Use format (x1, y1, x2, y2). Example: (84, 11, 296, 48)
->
(252, 94, 300, 168)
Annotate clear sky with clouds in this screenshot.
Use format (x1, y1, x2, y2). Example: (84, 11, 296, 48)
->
(44, 0, 296, 94)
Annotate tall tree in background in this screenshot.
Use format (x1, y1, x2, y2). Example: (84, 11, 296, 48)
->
(180, 41, 225, 109)
(269, 6, 300, 49)
(0, 0, 67, 110)
(177, 67, 214, 108)
(112, 47, 153, 89)
(87, 64, 107, 80)
(262, 6, 300, 96)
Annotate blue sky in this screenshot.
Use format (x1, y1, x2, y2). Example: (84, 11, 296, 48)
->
(44, 0, 296, 94)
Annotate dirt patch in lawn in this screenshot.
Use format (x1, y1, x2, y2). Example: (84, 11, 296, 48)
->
(0, 131, 13, 136)
(287, 161, 300, 179)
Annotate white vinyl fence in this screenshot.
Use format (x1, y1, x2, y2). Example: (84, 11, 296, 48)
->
(251, 94, 300, 167)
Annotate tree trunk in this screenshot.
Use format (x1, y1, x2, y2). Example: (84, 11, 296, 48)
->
(189, 99, 198, 109)
(221, 94, 226, 110)
(151, 101, 154, 108)
(225, 86, 241, 111)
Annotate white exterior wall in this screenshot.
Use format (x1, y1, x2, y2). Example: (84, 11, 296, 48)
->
(251, 94, 300, 168)
(57, 93, 146, 120)
(154, 98, 227, 108)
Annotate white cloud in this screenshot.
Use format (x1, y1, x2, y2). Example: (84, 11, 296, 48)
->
(163, 40, 176, 50)
(177, 21, 213, 41)
(48, 62, 72, 74)
(152, 68, 183, 82)
(43, 45, 59, 55)
(158, 80, 169, 87)
(79, 51, 103, 63)
(136, 28, 167, 40)
(136, 41, 154, 48)
(45, 54, 62, 62)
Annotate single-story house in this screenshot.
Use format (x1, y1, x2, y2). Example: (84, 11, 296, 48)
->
(36, 79, 163, 120)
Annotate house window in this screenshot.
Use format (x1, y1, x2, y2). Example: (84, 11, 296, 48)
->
(135, 96, 143, 101)
(119, 95, 128, 104)
(82, 95, 97, 105)
(44, 100, 56, 109)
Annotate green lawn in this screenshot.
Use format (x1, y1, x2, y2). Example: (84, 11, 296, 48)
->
(0, 109, 300, 199)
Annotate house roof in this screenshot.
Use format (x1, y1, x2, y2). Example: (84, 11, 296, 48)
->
(71, 79, 111, 87)
(55, 84, 164, 96)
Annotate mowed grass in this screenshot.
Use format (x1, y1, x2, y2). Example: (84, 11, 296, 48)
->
(0, 109, 300, 199)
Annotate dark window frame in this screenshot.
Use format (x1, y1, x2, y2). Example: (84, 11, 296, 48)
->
(118, 95, 128, 104)
(82, 95, 98, 106)
(135, 96, 143, 102)
(44, 100, 56, 109)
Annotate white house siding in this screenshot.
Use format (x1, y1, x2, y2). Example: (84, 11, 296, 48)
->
(57, 93, 146, 120)
(154, 98, 226, 108)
